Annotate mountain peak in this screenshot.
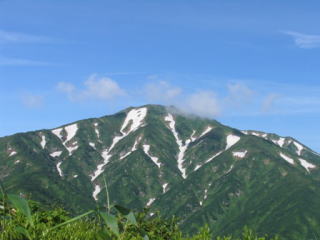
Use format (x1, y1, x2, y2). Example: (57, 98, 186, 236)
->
(1, 104, 320, 239)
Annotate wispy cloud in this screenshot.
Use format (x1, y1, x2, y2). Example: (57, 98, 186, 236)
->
(184, 91, 221, 118)
(21, 94, 44, 109)
(0, 57, 51, 66)
(57, 74, 126, 101)
(144, 80, 182, 103)
(262, 93, 280, 112)
(283, 31, 320, 49)
(0, 29, 53, 44)
(104, 71, 147, 76)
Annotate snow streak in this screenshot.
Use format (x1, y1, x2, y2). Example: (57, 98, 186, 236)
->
(279, 152, 295, 165)
(143, 144, 161, 168)
(91, 108, 147, 182)
(165, 114, 210, 178)
(52, 123, 79, 155)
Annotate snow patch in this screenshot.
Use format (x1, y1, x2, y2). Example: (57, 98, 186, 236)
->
(64, 124, 78, 143)
(89, 142, 96, 149)
(52, 128, 63, 140)
(120, 136, 141, 160)
(226, 165, 234, 174)
(165, 114, 208, 178)
(56, 162, 63, 177)
(165, 114, 189, 178)
(162, 183, 168, 193)
(146, 198, 155, 207)
(200, 188, 209, 206)
(93, 185, 101, 201)
(298, 158, 316, 172)
(52, 124, 79, 155)
(50, 151, 62, 158)
(226, 135, 241, 150)
(242, 131, 269, 140)
(66, 141, 78, 155)
(279, 152, 295, 165)
(94, 123, 100, 138)
(190, 130, 197, 141)
(73, 174, 78, 178)
(143, 144, 161, 168)
(293, 141, 304, 156)
(14, 159, 21, 164)
(232, 150, 248, 158)
(120, 108, 147, 135)
(198, 126, 213, 138)
(40, 135, 46, 149)
(204, 189, 208, 200)
(9, 151, 17, 157)
(91, 108, 147, 181)
(194, 151, 223, 171)
(277, 137, 286, 147)
(251, 132, 261, 137)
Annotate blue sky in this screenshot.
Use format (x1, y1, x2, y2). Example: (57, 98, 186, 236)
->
(1, 0, 320, 152)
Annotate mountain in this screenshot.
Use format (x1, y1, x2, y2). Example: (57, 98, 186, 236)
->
(1, 104, 320, 239)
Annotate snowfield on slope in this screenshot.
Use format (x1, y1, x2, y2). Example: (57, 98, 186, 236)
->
(233, 150, 248, 158)
(52, 123, 79, 155)
(226, 135, 241, 150)
(91, 108, 148, 199)
(279, 152, 295, 165)
(298, 158, 316, 172)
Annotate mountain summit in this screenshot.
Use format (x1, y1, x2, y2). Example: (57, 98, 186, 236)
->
(1, 104, 319, 239)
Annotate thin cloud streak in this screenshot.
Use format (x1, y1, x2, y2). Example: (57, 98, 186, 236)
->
(0, 29, 54, 44)
(0, 57, 51, 66)
(283, 31, 320, 48)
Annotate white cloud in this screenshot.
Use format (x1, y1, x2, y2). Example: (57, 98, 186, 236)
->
(0, 30, 53, 44)
(283, 31, 320, 49)
(57, 75, 126, 101)
(183, 91, 221, 118)
(21, 94, 43, 108)
(145, 81, 182, 103)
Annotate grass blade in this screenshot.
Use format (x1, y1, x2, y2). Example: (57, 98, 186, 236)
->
(103, 174, 110, 214)
(49, 210, 95, 231)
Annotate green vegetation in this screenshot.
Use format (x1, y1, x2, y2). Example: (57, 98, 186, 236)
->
(1, 193, 280, 240)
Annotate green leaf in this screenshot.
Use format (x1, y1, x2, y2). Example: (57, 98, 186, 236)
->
(126, 211, 137, 226)
(8, 194, 33, 226)
(15, 225, 31, 239)
(114, 205, 137, 226)
(49, 210, 95, 231)
(100, 212, 119, 236)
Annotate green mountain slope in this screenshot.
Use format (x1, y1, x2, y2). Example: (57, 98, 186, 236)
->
(1, 104, 319, 239)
